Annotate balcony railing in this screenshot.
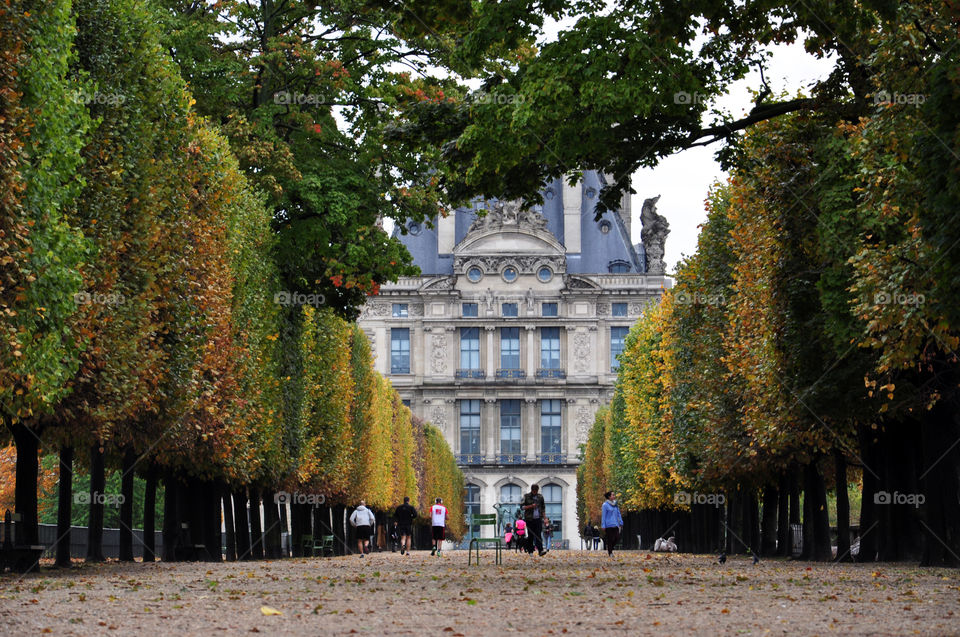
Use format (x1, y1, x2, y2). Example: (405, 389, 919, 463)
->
(537, 453, 568, 464)
(496, 368, 526, 379)
(455, 369, 486, 380)
(535, 368, 566, 379)
(497, 453, 526, 464)
(455, 453, 485, 465)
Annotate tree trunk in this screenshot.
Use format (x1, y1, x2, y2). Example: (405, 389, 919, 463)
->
(118, 446, 136, 561)
(858, 424, 879, 562)
(834, 449, 851, 562)
(919, 402, 960, 566)
(760, 484, 778, 556)
(223, 489, 237, 562)
(233, 488, 251, 560)
(10, 421, 40, 546)
(776, 473, 790, 556)
(55, 445, 74, 567)
(142, 466, 157, 562)
(262, 490, 282, 558)
(248, 488, 264, 559)
(748, 491, 761, 556)
(86, 441, 106, 562)
(162, 475, 179, 562)
(802, 461, 832, 561)
(202, 481, 222, 562)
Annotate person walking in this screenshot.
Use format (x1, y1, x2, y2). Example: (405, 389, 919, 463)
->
(429, 497, 447, 556)
(601, 491, 624, 557)
(582, 522, 593, 550)
(543, 518, 554, 551)
(394, 496, 417, 555)
(591, 523, 601, 550)
(349, 500, 376, 557)
(520, 484, 548, 556)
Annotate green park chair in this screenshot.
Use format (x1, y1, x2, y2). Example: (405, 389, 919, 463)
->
(468, 513, 503, 566)
(319, 534, 335, 556)
(301, 534, 334, 557)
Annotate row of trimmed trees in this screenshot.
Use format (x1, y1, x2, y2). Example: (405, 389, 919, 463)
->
(1, 0, 462, 565)
(578, 4, 960, 565)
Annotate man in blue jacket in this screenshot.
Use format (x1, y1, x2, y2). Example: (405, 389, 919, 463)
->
(601, 491, 624, 556)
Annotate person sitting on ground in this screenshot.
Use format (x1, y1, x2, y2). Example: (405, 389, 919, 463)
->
(389, 521, 400, 552)
(653, 536, 677, 552)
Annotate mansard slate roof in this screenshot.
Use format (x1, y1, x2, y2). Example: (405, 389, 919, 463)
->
(393, 171, 647, 276)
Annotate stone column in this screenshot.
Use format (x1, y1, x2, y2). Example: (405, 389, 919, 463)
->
(565, 397, 577, 457)
(485, 325, 496, 379)
(524, 397, 538, 462)
(484, 397, 497, 462)
(525, 325, 537, 378)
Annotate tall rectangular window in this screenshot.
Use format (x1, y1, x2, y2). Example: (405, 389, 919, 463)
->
(612, 302, 628, 317)
(502, 302, 518, 317)
(500, 327, 520, 369)
(460, 327, 480, 370)
(460, 399, 481, 454)
(500, 399, 521, 454)
(610, 326, 629, 370)
(392, 303, 408, 317)
(540, 327, 561, 369)
(541, 399, 562, 454)
(390, 328, 410, 374)
(462, 302, 478, 317)
(542, 302, 558, 317)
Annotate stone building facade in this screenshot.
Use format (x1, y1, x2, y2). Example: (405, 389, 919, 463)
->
(358, 172, 670, 547)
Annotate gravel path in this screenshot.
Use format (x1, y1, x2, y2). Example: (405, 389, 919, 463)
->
(1, 551, 958, 636)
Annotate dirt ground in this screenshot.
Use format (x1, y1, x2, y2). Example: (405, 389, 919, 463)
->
(1, 550, 958, 636)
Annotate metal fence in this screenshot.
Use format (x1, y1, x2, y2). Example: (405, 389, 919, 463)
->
(0, 522, 164, 560)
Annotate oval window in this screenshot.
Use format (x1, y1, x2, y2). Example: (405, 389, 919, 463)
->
(537, 267, 553, 283)
(467, 266, 483, 282)
(502, 267, 518, 283)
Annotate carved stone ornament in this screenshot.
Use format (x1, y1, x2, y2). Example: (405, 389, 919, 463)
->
(431, 333, 448, 374)
(575, 405, 592, 446)
(573, 331, 591, 373)
(455, 254, 565, 276)
(420, 276, 455, 292)
(431, 405, 448, 434)
(565, 275, 600, 290)
(595, 302, 610, 316)
(358, 302, 390, 319)
(467, 199, 548, 234)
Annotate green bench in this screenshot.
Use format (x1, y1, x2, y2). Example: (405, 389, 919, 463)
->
(468, 514, 503, 566)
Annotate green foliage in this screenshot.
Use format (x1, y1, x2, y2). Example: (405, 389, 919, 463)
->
(0, 0, 90, 427)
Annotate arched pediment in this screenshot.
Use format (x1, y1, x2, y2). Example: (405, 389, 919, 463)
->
(536, 476, 570, 489)
(455, 226, 564, 257)
(493, 476, 529, 491)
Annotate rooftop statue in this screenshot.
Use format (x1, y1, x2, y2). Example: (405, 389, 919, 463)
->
(640, 195, 669, 275)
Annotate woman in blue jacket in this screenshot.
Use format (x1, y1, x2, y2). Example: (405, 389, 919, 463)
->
(601, 491, 624, 556)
